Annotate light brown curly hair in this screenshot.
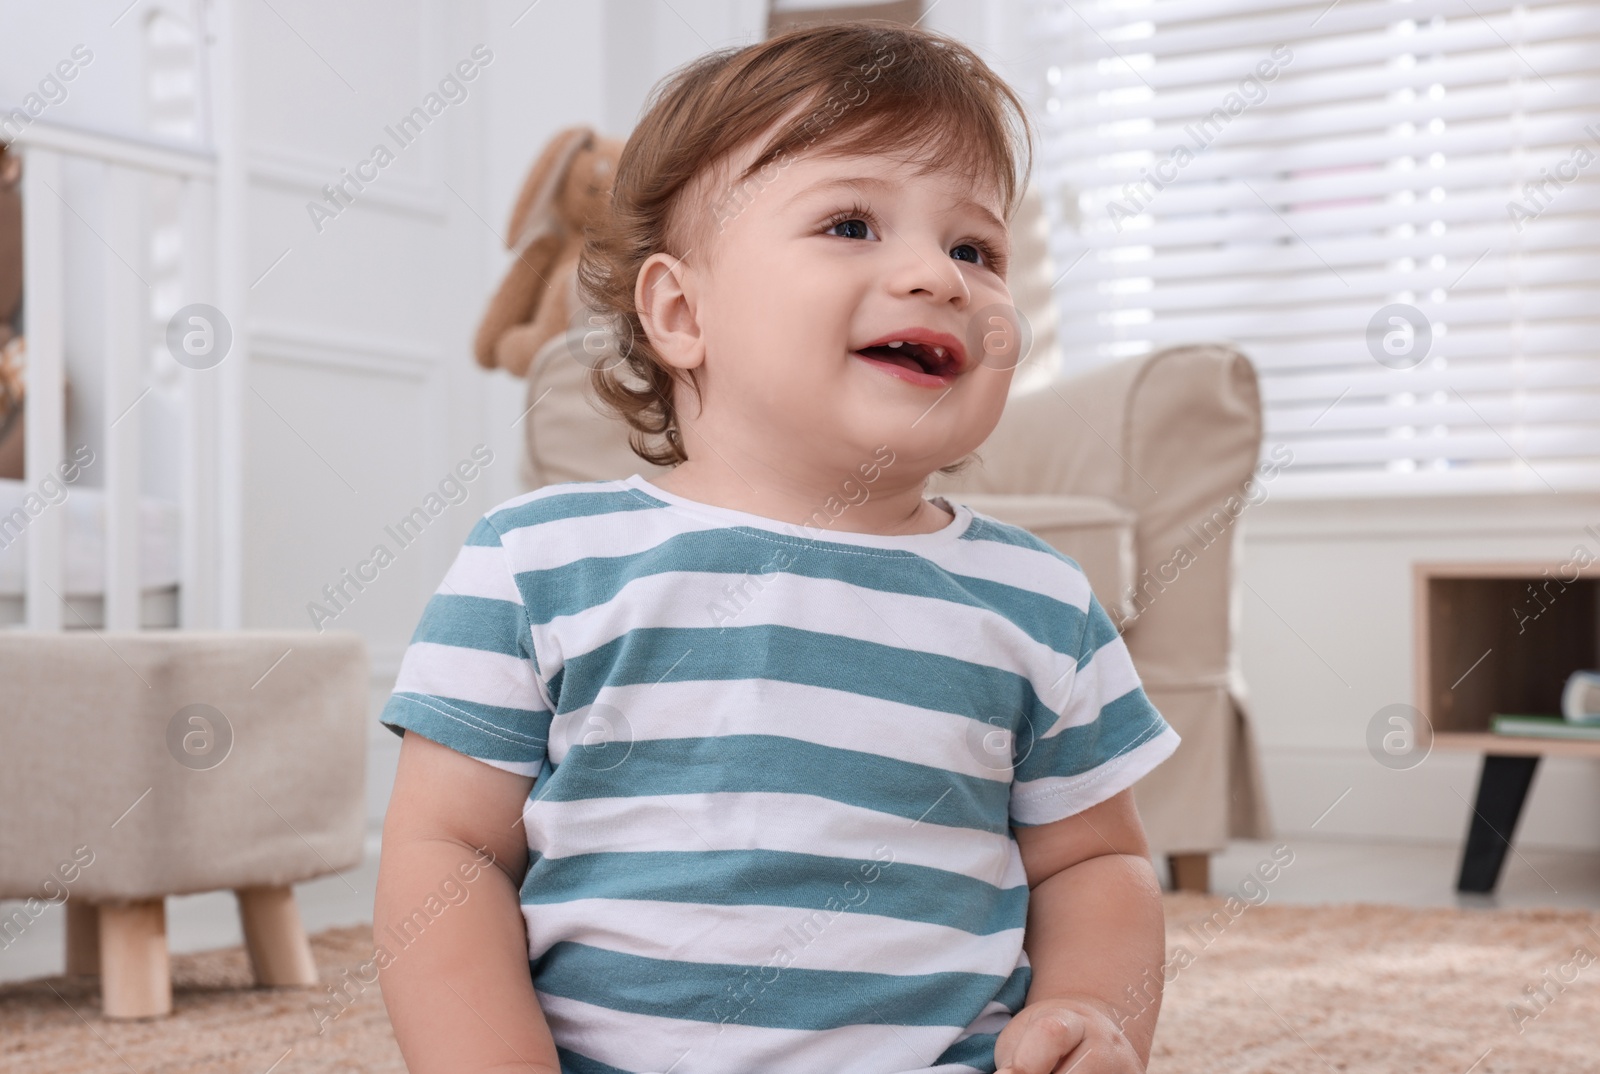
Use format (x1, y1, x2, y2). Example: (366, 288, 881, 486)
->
(575, 19, 1035, 472)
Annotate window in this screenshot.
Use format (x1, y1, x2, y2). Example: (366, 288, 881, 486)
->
(1030, 0, 1600, 496)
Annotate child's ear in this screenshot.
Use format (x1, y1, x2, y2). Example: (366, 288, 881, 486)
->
(635, 252, 702, 372)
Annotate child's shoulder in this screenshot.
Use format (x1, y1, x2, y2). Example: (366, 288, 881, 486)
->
(952, 504, 1107, 615)
(956, 504, 1092, 576)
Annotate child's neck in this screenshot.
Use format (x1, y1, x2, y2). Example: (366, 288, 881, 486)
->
(646, 463, 954, 536)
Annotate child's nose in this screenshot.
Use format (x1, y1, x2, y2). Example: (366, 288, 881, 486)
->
(889, 242, 971, 307)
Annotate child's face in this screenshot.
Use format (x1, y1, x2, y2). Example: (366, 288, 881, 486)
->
(639, 125, 1019, 486)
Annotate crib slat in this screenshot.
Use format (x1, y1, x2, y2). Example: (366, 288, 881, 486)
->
(179, 175, 218, 629)
(103, 164, 143, 631)
(21, 148, 65, 631)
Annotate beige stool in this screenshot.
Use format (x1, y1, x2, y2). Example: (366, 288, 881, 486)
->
(0, 631, 367, 1018)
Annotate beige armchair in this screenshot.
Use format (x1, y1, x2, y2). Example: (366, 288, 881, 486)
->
(515, 180, 1272, 890)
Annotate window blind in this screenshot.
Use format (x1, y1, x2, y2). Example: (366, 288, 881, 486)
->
(1029, 0, 1600, 496)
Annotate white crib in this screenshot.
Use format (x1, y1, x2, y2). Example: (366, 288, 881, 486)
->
(6, 112, 238, 631)
(5, 120, 232, 630)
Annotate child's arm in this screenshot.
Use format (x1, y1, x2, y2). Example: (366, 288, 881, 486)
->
(995, 787, 1166, 1074)
(374, 730, 561, 1074)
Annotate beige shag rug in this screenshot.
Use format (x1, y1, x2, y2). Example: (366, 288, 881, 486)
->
(2, 894, 1597, 1073)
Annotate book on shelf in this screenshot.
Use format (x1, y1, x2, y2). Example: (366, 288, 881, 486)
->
(1491, 714, 1600, 741)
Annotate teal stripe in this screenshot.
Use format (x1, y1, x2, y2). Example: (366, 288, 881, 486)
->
(553, 1046, 636, 1074)
(521, 848, 1026, 935)
(960, 514, 1023, 546)
(380, 692, 550, 763)
(532, 940, 1015, 1031)
(933, 1029, 1001, 1071)
(929, 962, 1029, 1067)
(410, 593, 528, 658)
(1076, 592, 1121, 667)
(989, 961, 1031, 1013)
(511, 527, 896, 623)
(511, 527, 1090, 656)
(489, 484, 660, 533)
(542, 735, 1009, 834)
(947, 572, 1089, 656)
(558, 623, 1047, 730)
(462, 516, 502, 546)
(1013, 687, 1169, 786)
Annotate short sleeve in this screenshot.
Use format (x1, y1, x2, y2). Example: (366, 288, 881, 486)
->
(379, 515, 554, 777)
(1008, 589, 1181, 827)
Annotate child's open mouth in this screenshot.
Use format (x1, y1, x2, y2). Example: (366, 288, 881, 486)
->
(851, 335, 965, 387)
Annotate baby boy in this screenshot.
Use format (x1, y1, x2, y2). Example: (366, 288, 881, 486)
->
(373, 19, 1181, 1074)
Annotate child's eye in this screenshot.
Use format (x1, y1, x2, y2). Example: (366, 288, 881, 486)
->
(829, 217, 875, 241)
(953, 241, 1006, 273)
(953, 243, 992, 265)
(823, 204, 879, 242)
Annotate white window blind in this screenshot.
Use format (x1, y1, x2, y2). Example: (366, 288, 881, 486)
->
(1029, 0, 1600, 496)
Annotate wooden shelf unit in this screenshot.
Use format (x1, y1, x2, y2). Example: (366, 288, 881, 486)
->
(1413, 560, 1600, 893)
(1413, 559, 1600, 754)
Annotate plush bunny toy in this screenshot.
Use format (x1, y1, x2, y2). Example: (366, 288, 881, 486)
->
(473, 125, 625, 377)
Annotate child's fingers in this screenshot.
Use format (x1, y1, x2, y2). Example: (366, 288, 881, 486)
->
(994, 1007, 1088, 1074)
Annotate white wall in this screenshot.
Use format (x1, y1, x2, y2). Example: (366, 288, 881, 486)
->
(1242, 492, 1600, 851)
(238, 0, 491, 667)
(0, 2, 146, 134)
(218, 0, 498, 833)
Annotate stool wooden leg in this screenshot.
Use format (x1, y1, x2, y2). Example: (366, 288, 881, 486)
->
(236, 885, 318, 987)
(65, 899, 100, 976)
(99, 899, 171, 1018)
(1168, 853, 1211, 893)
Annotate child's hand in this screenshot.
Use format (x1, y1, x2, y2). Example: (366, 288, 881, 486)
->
(993, 995, 1144, 1074)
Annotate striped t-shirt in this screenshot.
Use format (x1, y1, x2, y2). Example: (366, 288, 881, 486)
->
(380, 473, 1180, 1074)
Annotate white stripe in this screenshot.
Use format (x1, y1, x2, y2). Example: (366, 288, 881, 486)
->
(536, 991, 986, 1074)
(523, 792, 1026, 889)
(437, 544, 524, 603)
(394, 642, 546, 715)
(923, 524, 1095, 609)
(1010, 726, 1182, 826)
(538, 569, 1079, 712)
(545, 678, 1016, 784)
(1039, 633, 1144, 739)
(468, 754, 541, 777)
(962, 1000, 1015, 1037)
(520, 897, 1024, 978)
